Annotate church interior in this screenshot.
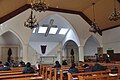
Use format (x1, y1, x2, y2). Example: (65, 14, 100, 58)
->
(0, 0, 120, 80)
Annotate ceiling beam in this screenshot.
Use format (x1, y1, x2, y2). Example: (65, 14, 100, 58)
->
(117, 0, 120, 3)
(102, 24, 120, 31)
(0, 4, 31, 24)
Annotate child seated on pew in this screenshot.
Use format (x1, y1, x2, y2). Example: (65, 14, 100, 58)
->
(0, 62, 11, 71)
(23, 62, 35, 74)
(68, 63, 79, 74)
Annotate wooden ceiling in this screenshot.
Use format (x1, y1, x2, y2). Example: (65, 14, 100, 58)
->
(0, 0, 120, 31)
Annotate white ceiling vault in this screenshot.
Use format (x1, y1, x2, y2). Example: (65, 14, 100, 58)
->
(29, 14, 72, 42)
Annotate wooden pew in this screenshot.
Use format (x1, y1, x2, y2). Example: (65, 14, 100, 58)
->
(5, 75, 44, 80)
(0, 72, 22, 76)
(67, 70, 111, 80)
(0, 73, 38, 79)
(45, 66, 54, 80)
(0, 67, 23, 73)
(0, 67, 44, 80)
(58, 66, 85, 80)
(78, 75, 119, 80)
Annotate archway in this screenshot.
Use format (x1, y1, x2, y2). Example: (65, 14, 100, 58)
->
(84, 35, 100, 61)
(0, 31, 22, 63)
(63, 40, 79, 64)
(28, 13, 80, 64)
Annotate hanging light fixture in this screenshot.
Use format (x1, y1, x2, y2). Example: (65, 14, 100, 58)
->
(108, 0, 120, 21)
(89, 3, 101, 35)
(24, 9, 39, 29)
(31, 0, 48, 12)
(24, 0, 48, 29)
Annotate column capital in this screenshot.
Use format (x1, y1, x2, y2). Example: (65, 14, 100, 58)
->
(78, 45, 84, 47)
(23, 44, 29, 46)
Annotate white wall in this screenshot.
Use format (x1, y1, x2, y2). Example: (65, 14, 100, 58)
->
(28, 45, 37, 65)
(0, 31, 21, 45)
(62, 29, 80, 47)
(29, 42, 61, 64)
(103, 26, 120, 53)
(62, 29, 80, 59)
(84, 36, 100, 56)
(29, 42, 59, 55)
(0, 31, 22, 62)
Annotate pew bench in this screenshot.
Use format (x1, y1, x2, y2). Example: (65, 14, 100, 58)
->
(5, 75, 44, 80)
(0, 73, 38, 79)
(67, 70, 111, 80)
(78, 75, 119, 80)
(0, 72, 22, 76)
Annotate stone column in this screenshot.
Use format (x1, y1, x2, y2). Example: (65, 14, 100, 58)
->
(78, 45, 84, 62)
(22, 44, 28, 63)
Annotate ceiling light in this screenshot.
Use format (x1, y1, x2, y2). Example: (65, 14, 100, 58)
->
(32, 28, 36, 33)
(49, 28, 58, 34)
(89, 3, 102, 36)
(108, 0, 120, 21)
(24, 10, 39, 29)
(31, 0, 48, 12)
(24, 0, 48, 29)
(38, 27, 47, 33)
(59, 28, 69, 35)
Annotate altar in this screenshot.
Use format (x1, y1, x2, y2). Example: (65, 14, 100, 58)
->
(39, 56, 57, 64)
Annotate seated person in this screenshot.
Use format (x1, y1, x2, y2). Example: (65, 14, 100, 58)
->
(0, 61, 3, 67)
(68, 63, 79, 74)
(92, 63, 107, 72)
(35, 61, 40, 72)
(109, 66, 118, 76)
(53, 61, 61, 68)
(83, 64, 92, 72)
(62, 60, 68, 65)
(0, 62, 11, 71)
(19, 61, 25, 67)
(23, 62, 35, 74)
(106, 53, 110, 63)
(13, 61, 19, 67)
(83, 64, 89, 68)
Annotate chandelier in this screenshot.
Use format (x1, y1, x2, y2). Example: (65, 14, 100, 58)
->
(24, 0, 48, 29)
(108, 0, 120, 21)
(24, 10, 39, 29)
(89, 3, 101, 34)
(31, 0, 48, 12)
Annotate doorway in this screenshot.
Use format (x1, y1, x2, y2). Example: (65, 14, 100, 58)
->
(64, 40, 79, 64)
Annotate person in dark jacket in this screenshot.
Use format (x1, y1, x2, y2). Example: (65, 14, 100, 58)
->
(19, 61, 25, 67)
(54, 61, 61, 68)
(68, 63, 79, 74)
(0, 62, 11, 71)
(92, 63, 107, 72)
(23, 62, 35, 74)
